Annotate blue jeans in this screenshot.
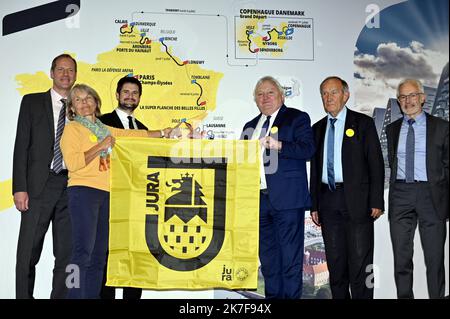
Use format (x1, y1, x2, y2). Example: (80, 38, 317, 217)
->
(66, 186, 109, 299)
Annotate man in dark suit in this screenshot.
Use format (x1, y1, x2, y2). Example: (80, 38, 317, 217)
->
(386, 78, 448, 299)
(99, 76, 148, 131)
(13, 54, 77, 298)
(309, 76, 384, 299)
(98, 76, 147, 299)
(241, 76, 315, 299)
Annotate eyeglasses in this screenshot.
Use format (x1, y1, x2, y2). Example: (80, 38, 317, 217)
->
(398, 92, 423, 102)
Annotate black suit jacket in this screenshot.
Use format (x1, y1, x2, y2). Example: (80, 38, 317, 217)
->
(13, 90, 58, 197)
(386, 113, 449, 220)
(310, 108, 385, 222)
(99, 110, 148, 130)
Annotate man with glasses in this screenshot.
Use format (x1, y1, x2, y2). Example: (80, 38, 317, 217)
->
(386, 78, 449, 299)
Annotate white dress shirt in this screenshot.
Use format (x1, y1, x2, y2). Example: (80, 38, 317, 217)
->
(251, 108, 280, 190)
(115, 107, 137, 129)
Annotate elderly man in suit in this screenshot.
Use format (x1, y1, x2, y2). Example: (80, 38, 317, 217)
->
(386, 78, 448, 299)
(309, 76, 384, 299)
(98, 76, 148, 299)
(13, 54, 77, 298)
(241, 76, 315, 299)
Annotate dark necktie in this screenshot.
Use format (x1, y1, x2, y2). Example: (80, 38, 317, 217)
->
(405, 119, 415, 183)
(259, 115, 271, 139)
(327, 118, 337, 191)
(128, 116, 135, 129)
(52, 98, 66, 173)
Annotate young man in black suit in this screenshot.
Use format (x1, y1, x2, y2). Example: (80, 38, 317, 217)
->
(13, 54, 77, 298)
(386, 78, 448, 299)
(99, 76, 148, 131)
(99, 76, 148, 299)
(309, 76, 385, 299)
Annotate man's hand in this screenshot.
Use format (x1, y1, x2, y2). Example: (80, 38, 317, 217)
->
(14, 191, 29, 212)
(370, 208, 384, 220)
(260, 136, 282, 150)
(311, 211, 321, 226)
(166, 127, 182, 138)
(187, 127, 207, 139)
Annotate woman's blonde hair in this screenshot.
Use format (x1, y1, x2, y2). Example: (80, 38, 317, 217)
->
(67, 84, 102, 120)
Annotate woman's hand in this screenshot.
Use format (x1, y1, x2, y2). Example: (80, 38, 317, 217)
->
(84, 135, 115, 166)
(100, 135, 115, 151)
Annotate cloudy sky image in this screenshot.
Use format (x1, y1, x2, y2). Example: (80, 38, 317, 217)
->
(353, 0, 449, 115)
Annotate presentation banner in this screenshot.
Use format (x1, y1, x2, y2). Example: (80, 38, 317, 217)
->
(107, 138, 260, 289)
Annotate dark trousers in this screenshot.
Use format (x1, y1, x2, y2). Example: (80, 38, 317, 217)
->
(259, 191, 305, 299)
(16, 173, 72, 299)
(100, 258, 142, 299)
(66, 186, 109, 299)
(389, 182, 446, 299)
(319, 185, 374, 299)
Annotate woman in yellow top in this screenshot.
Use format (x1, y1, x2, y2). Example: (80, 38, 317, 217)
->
(60, 84, 178, 299)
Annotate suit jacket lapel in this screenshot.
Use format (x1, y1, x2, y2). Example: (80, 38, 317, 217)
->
(425, 113, 434, 177)
(250, 114, 262, 129)
(317, 116, 327, 180)
(270, 104, 286, 131)
(242, 113, 262, 140)
(387, 118, 402, 182)
(243, 104, 286, 140)
(113, 110, 125, 129)
(391, 119, 402, 161)
(44, 90, 55, 144)
(341, 108, 360, 180)
(341, 108, 355, 170)
(136, 120, 147, 130)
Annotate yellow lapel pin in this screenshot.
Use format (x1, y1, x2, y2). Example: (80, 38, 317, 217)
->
(345, 128, 355, 137)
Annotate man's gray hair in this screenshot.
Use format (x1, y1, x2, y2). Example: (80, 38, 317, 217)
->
(396, 78, 424, 97)
(253, 76, 285, 101)
(319, 76, 349, 94)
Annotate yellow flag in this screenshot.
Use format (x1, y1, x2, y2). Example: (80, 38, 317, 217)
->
(107, 137, 260, 289)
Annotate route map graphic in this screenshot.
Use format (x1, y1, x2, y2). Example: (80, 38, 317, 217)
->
(16, 12, 225, 130)
(235, 15, 314, 60)
(15, 10, 313, 131)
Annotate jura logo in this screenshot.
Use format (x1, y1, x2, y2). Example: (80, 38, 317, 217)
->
(145, 156, 228, 271)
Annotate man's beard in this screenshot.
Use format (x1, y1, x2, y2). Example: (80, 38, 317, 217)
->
(118, 102, 138, 112)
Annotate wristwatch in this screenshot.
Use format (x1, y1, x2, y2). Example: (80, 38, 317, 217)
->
(160, 130, 165, 138)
